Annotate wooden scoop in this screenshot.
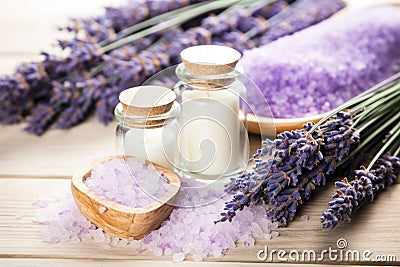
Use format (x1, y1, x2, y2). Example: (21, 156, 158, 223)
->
(71, 155, 180, 239)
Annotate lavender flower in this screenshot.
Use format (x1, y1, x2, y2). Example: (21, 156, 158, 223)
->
(94, 86, 121, 124)
(105, 50, 170, 88)
(212, 31, 255, 53)
(254, 0, 289, 19)
(259, 0, 345, 44)
(201, 10, 251, 37)
(55, 95, 93, 129)
(217, 111, 360, 225)
(44, 41, 103, 79)
(149, 26, 212, 64)
(0, 0, 346, 134)
(321, 155, 400, 229)
(62, 0, 202, 43)
(24, 103, 60, 136)
(0, 66, 48, 124)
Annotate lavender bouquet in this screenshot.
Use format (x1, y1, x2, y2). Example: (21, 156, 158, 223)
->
(217, 72, 400, 228)
(0, 0, 345, 135)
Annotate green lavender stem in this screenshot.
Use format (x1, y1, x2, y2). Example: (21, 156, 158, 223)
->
(98, 1, 209, 47)
(101, 0, 241, 52)
(352, 86, 400, 127)
(367, 121, 400, 170)
(309, 72, 400, 132)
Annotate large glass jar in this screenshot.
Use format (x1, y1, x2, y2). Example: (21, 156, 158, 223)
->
(114, 86, 179, 171)
(174, 45, 249, 183)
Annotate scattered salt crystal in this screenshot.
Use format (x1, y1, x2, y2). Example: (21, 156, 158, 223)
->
(271, 231, 280, 238)
(173, 252, 186, 262)
(130, 240, 142, 249)
(164, 248, 172, 256)
(102, 244, 112, 250)
(153, 247, 163, 257)
(34, 159, 280, 260)
(269, 221, 279, 230)
(192, 254, 203, 262)
(118, 238, 128, 247)
(71, 236, 80, 243)
(32, 200, 48, 208)
(50, 236, 60, 243)
(301, 215, 309, 221)
(98, 206, 106, 214)
(110, 236, 119, 246)
(15, 212, 25, 220)
(91, 229, 105, 242)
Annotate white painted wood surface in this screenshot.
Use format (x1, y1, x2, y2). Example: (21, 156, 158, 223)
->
(0, 0, 399, 265)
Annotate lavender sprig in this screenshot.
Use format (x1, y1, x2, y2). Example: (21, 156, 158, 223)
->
(259, 0, 346, 44)
(24, 103, 61, 136)
(1, 0, 345, 135)
(321, 155, 400, 229)
(218, 73, 400, 226)
(216, 111, 360, 225)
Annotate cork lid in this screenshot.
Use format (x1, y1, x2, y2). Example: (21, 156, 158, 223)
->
(180, 45, 241, 75)
(119, 85, 176, 120)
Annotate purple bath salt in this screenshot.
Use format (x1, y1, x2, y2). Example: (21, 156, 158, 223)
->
(242, 6, 400, 118)
(85, 158, 171, 207)
(34, 159, 279, 260)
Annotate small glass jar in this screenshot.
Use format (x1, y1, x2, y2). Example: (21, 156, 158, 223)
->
(114, 86, 179, 171)
(174, 45, 249, 183)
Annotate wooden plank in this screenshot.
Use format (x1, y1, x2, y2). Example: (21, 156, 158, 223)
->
(0, 117, 262, 178)
(0, 178, 399, 264)
(0, 0, 125, 55)
(0, 259, 338, 267)
(0, 118, 116, 178)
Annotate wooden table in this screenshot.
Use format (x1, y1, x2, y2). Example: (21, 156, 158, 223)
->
(1, 1, 399, 266)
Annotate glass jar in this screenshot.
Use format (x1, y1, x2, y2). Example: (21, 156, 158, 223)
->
(114, 86, 179, 171)
(173, 45, 249, 183)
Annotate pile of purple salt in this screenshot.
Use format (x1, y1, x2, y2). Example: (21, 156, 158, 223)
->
(241, 6, 400, 118)
(35, 158, 279, 261)
(85, 158, 171, 207)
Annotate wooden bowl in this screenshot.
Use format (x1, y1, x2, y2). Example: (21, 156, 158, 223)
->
(247, 112, 329, 135)
(246, 1, 400, 135)
(71, 155, 181, 239)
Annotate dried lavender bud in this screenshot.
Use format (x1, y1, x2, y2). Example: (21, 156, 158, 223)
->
(55, 95, 93, 129)
(212, 31, 255, 53)
(237, 15, 267, 34)
(24, 103, 60, 136)
(62, 0, 200, 43)
(148, 26, 212, 64)
(201, 9, 251, 37)
(42, 42, 103, 80)
(321, 155, 400, 229)
(63, 2, 149, 42)
(0, 72, 39, 124)
(254, 0, 289, 18)
(16, 62, 49, 93)
(94, 86, 121, 125)
(105, 51, 170, 88)
(3, 62, 51, 114)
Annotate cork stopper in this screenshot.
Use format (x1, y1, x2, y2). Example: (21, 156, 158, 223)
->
(180, 45, 241, 89)
(181, 45, 241, 75)
(119, 86, 176, 127)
